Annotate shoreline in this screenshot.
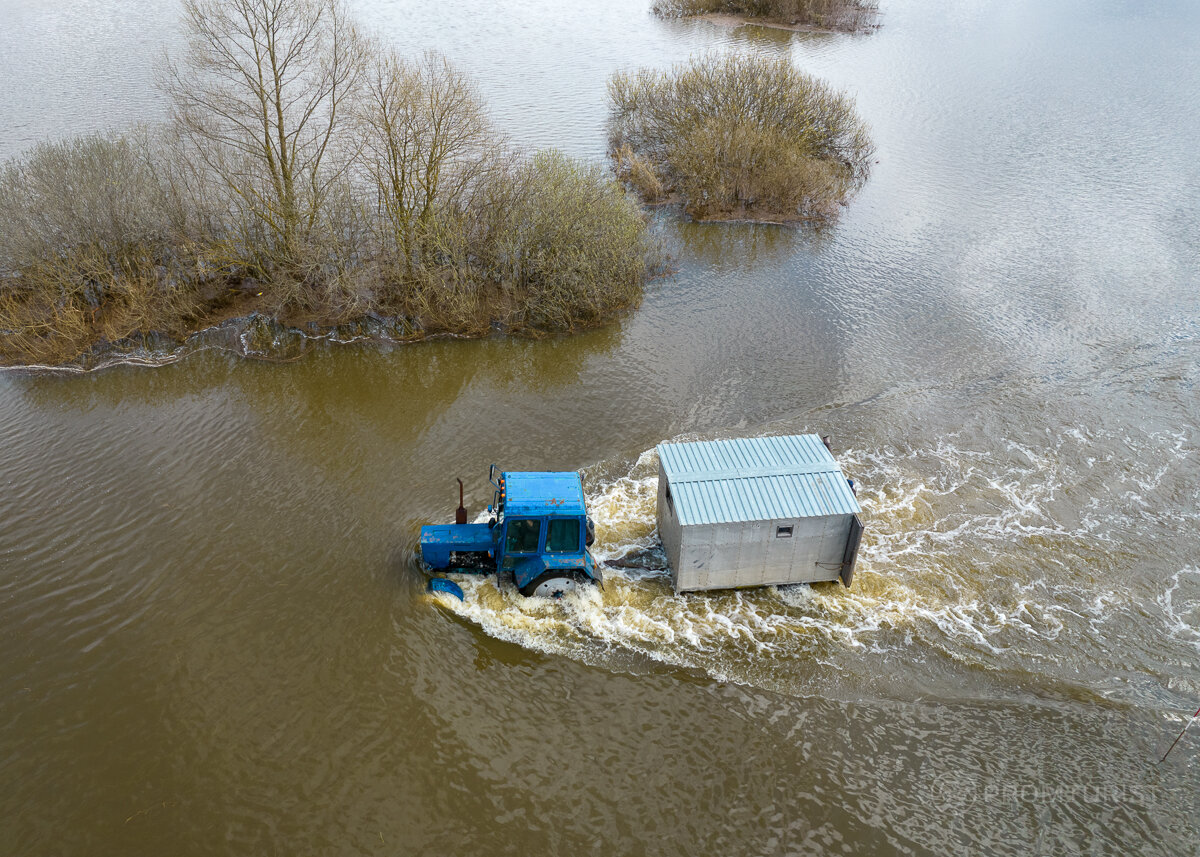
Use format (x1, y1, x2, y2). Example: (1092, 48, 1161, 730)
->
(698, 12, 833, 33)
(1, 260, 652, 371)
(0, 285, 652, 370)
(627, 190, 836, 226)
(0, 312, 480, 374)
(686, 204, 829, 225)
(696, 11, 878, 34)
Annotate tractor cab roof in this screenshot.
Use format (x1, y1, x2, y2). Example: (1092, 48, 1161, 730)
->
(502, 471, 587, 518)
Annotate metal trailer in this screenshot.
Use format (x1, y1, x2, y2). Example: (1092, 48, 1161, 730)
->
(656, 435, 863, 592)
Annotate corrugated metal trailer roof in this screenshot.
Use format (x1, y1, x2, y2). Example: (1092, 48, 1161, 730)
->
(657, 435, 861, 526)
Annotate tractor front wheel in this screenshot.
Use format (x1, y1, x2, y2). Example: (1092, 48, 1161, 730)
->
(520, 570, 588, 599)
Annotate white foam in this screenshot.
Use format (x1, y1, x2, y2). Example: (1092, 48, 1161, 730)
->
(1159, 567, 1200, 655)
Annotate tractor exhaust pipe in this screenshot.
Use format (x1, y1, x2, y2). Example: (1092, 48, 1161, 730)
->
(455, 478, 468, 525)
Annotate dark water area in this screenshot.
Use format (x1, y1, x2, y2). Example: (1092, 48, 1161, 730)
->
(2, 0, 1199, 854)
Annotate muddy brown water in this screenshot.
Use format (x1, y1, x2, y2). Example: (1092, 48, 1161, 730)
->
(2, 0, 1199, 854)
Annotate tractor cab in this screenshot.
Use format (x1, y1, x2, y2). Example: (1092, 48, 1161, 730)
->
(490, 470, 599, 598)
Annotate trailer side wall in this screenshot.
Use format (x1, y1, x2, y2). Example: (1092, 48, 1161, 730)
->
(672, 513, 854, 592)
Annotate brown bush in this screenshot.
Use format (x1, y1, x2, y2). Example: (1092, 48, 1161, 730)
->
(0, 131, 212, 363)
(499, 151, 652, 330)
(607, 52, 872, 222)
(371, 149, 656, 334)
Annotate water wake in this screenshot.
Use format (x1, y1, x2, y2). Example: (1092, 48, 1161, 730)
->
(429, 429, 1198, 702)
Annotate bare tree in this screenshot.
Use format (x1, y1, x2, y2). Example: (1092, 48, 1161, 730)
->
(159, 0, 366, 267)
(356, 51, 497, 270)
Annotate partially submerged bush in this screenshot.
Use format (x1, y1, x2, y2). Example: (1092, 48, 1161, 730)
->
(608, 52, 873, 222)
(497, 151, 652, 330)
(652, 0, 878, 32)
(0, 131, 211, 362)
(362, 149, 654, 335)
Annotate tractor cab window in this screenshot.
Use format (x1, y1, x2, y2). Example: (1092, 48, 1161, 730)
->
(545, 518, 580, 553)
(505, 519, 541, 554)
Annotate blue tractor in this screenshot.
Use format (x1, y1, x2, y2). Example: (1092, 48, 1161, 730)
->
(421, 466, 600, 599)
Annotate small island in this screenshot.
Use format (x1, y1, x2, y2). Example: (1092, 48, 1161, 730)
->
(607, 53, 873, 224)
(653, 0, 879, 33)
(0, 0, 659, 368)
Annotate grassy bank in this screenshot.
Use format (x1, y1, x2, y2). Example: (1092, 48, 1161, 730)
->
(0, 1, 659, 367)
(652, 0, 878, 32)
(608, 53, 873, 223)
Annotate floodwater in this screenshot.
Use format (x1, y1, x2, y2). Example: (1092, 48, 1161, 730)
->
(2, 0, 1199, 853)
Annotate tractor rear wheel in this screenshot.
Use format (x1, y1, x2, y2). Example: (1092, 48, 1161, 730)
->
(519, 570, 588, 599)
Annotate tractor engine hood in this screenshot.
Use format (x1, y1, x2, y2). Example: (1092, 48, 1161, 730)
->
(420, 523, 494, 570)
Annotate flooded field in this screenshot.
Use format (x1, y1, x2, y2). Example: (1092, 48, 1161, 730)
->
(2, 0, 1198, 853)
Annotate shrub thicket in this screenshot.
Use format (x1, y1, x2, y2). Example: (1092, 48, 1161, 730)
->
(0, 0, 657, 365)
(608, 52, 872, 223)
(0, 130, 213, 362)
(652, 0, 877, 32)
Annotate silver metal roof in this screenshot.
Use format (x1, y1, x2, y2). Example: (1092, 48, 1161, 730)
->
(657, 434, 861, 526)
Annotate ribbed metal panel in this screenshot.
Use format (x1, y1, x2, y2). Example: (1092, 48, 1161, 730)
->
(657, 435, 860, 526)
